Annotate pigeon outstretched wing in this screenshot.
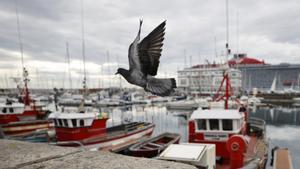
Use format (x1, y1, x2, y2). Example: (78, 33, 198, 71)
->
(128, 20, 143, 71)
(118, 20, 176, 97)
(139, 21, 166, 76)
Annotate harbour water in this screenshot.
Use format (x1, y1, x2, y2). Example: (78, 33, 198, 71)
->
(99, 104, 300, 168)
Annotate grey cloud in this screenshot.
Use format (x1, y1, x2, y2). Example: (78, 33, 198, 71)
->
(0, 0, 300, 88)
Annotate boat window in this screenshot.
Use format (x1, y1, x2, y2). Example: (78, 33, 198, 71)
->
(54, 119, 58, 126)
(72, 119, 77, 127)
(196, 119, 206, 130)
(63, 119, 68, 127)
(2, 108, 7, 113)
(222, 119, 233, 131)
(79, 119, 84, 127)
(9, 108, 14, 113)
(58, 119, 63, 126)
(209, 119, 219, 130)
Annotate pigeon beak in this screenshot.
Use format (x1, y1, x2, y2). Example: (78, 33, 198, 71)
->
(115, 72, 118, 75)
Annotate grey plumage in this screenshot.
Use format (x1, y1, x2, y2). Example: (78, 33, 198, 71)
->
(116, 20, 176, 96)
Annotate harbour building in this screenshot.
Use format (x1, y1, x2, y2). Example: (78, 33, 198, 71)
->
(177, 53, 300, 95)
(229, 54, 300, 92)
(177, 64, 242, 96)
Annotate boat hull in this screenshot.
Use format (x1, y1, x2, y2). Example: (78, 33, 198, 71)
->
(55, 123, 155, 152)
(1, 120, 50, 136)
(129, 132, 181, 158)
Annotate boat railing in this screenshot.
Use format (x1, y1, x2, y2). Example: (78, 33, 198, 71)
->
(248, 117, 266, 129)
(124, 122, 145, 131)
(248, 117, 266, 137)
(85, 122, 150, 143)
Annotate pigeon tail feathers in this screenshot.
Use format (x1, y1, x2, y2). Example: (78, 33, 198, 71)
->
(145, 77, 177, 96)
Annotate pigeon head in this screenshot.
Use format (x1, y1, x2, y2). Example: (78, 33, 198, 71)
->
(115, 68, 130, 78)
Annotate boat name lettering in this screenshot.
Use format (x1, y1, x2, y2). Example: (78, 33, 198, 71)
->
(204, 133, 228, 141)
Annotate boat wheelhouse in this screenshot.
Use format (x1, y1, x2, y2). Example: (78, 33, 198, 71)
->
(188, 108, 268, 168)
(49, 108, 108, 141)
(0, 102, 25, 124)
(189, 109, 247, 158)
(0, 102, 50, 136)
(49, 109, 155, 151)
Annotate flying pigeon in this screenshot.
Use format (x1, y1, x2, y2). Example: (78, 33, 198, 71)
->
(116, 20, 176, 96)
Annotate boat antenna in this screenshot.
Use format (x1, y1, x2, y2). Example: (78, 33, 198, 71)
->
(81, 0, 87, 96)
(214, 36, 218, 59)
(225, 0, 231, 63)
(235, 11, 240, 70)
(236, 11, 239, 56)
(184, 49, 187, 68)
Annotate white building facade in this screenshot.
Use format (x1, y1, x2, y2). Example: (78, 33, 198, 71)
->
(177, 64, 242, 96)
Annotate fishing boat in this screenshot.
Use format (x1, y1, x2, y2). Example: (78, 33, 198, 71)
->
(171, 110, 192, 118)
(6, 128, 50, 143)
(47, 1, 154, 151)
(128, 132, 180, 158)
(0, 4, 51, 139)
(188, 109, 268, 168)
(48, 109, 155, 152)
(161, 20, 269, 168)
(166, 100, 199, 110)
(149, 96, 169, 103)
(95, 98, 126, 107)
(187, 67, 268, 168)
(163, 98, 269, 168)
(0, 69, 50, 137)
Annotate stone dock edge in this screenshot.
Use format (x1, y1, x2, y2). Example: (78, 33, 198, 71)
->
(0, 139, 197, 169)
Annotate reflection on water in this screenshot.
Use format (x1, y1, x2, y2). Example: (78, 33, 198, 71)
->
(98, 104, 300, 167)
(99, 104, 190, 142)
(249, 106, 300, 126)
(250, 106, 300, 168)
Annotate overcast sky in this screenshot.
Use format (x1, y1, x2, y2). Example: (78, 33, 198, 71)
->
(0, 0, 299, 89)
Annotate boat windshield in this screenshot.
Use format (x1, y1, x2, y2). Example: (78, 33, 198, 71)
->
(209, 119, 219, 130)
(196, 119, 206, 130)
(222, 119, 233, 131)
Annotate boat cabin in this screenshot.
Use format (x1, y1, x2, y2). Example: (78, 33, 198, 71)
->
(49, 110, 109, 141)
(0, 102, 26, 124)
(0, 103, 24, 115)
(189, 109, 247, 160)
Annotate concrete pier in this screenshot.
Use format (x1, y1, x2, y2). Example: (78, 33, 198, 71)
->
(0, 139, 197, 169)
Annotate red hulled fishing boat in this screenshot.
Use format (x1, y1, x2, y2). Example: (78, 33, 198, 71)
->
(188, 69, 268, 169)
(48, 107, 155, 152)
(0, 69, 50, 137)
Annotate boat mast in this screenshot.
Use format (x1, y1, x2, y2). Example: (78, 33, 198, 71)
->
(117, 55, 122, 89)
(224, 0, 231, 109)
(15, 0, 24, 73)
(15, 0, 30, 106)
(106, 51, 111, 88)
(184, 49, 187, 68)
(66, 42, 72, 90)
(81, 0, 87, 97)
(236, 11, 239, 57)
(214, 0, 232, 109)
